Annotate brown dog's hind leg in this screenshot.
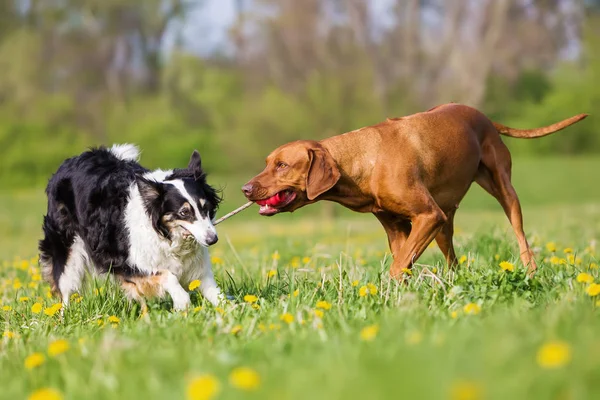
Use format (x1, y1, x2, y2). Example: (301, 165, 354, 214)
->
(434, 208, 459, 268)
(476, 146, 537, 273)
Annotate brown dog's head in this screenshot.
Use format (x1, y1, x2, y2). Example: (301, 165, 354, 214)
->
(242, 140, 340, 216)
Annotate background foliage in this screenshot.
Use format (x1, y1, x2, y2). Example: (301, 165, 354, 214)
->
(0, 0, 599, 189)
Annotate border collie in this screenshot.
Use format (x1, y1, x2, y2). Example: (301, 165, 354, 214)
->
(39, 144, 224, 311)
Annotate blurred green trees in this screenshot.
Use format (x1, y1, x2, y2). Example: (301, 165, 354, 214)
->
(0, 0, 598, 189)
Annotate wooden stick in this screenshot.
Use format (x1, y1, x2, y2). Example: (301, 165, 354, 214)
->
(213, 201, 254, 225)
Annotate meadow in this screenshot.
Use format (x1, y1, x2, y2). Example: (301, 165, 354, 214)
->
(1, 157, 600, 400)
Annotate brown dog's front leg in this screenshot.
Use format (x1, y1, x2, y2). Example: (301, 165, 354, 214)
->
(374, 212, 412, 253)
(389, 210, 446, 280)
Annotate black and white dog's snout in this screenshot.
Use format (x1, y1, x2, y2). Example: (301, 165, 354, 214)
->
(205, 230, 218, 246)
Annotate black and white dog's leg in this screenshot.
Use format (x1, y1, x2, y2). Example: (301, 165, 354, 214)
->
(199, 269, 224, 306)
(57, 235, 88, 307)
(162, 270, 191, 310)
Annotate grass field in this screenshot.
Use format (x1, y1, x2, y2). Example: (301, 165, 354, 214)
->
(1, 157, 600, 400)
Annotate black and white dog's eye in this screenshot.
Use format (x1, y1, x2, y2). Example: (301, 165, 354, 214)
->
(179, 209, 190, 218)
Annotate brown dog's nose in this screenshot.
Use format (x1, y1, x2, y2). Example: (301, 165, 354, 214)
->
(241, 183, 253, 197)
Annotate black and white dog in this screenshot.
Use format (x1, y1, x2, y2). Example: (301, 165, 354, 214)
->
(39, 144, 223, 311)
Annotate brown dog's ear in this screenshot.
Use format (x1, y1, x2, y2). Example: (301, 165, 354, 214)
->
(306, 147, 340, 200)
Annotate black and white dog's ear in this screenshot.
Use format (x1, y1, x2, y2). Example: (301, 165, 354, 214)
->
(137, 177, 164, 205)
(188, 150, 203, 180)
(136, 177, 170, 238)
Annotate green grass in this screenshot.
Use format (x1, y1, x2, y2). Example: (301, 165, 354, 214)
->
(1, 157, 600, 400)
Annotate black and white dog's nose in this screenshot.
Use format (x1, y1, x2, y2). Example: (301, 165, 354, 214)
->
(205, 231, 218, 246)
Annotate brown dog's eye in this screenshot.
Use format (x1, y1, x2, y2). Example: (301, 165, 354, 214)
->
(276, 162, 288, 170)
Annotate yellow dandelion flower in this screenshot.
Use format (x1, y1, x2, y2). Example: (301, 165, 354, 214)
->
(314, 309, 324, 319)
(451, 311, 459, 319)
(3, 331, 15, 339)
(28, 282, 39, 289)
(243, 294, 258, 303)
(359, 283, 377, 297)
(267, 270, 277, 278)
(215, 307, 225, 315)
(70, 293, 82, 303)
(24, 352, 45, 369)
(271, 251, 280, 261)
(19, 296, 30, 302)
(499, 261, 514, 272)
(406, 331, 422, 345)
(463, 303, 481, 315)
(187, 374, 220, 400)
(258, 323, 267, 332)
(189, 280, 201, 291)
(48, 339, 69, 357)
(96, 319, 105, 327)
(231, 325, 242, 335)
(586, 283, 600, 297)
(251, 304, 260, 310)
(302, 256, 311, 264)
(360, 325, 379, 341)
(494, 254, 500, 261)
(367, 283, 378, 295)
(229, 367, 261, 391)
(280, 313, 294, 324)
(576, 273, 594, 284)
(193, 306, 203, 313)
(563, 247, 573, 254)
(351, 280, 359, 287)
(590, 263, 599, 270)
(108, 315, 120, 324)
(315, 300, 332, 310)
(43, 303, 62, 317)
(546, 242, 557, 253)
(359, 286, 368, 297)
(28, 388, 63, 400)
(268, 323, 280, 331)
(293, 289, 299, 297)
(549, 256, 560, 265)
(31, 273, 42, 282)
(211, 256, 223, 265)
(13, 280, 22, 290)
(2, 305, 12, 312)
(450, 380, 482, 400)
(537, 340, 571, 369)
(459, 255, 467, 264)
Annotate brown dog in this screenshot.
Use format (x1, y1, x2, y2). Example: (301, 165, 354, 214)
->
(242, 104, 587, 279)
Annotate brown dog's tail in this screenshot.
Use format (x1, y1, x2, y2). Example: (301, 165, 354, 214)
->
(493, 114, 588, 139)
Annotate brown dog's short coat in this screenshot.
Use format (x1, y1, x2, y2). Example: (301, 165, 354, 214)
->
(242, 104, 587, 279)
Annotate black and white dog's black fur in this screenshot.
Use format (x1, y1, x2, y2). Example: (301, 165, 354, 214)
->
(39, 144, 223, 311)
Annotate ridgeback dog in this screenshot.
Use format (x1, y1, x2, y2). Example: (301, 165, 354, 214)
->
(242, 103, 587, 279)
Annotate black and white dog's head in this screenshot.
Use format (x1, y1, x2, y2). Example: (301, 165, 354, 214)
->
(137, 151, 221, 247)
